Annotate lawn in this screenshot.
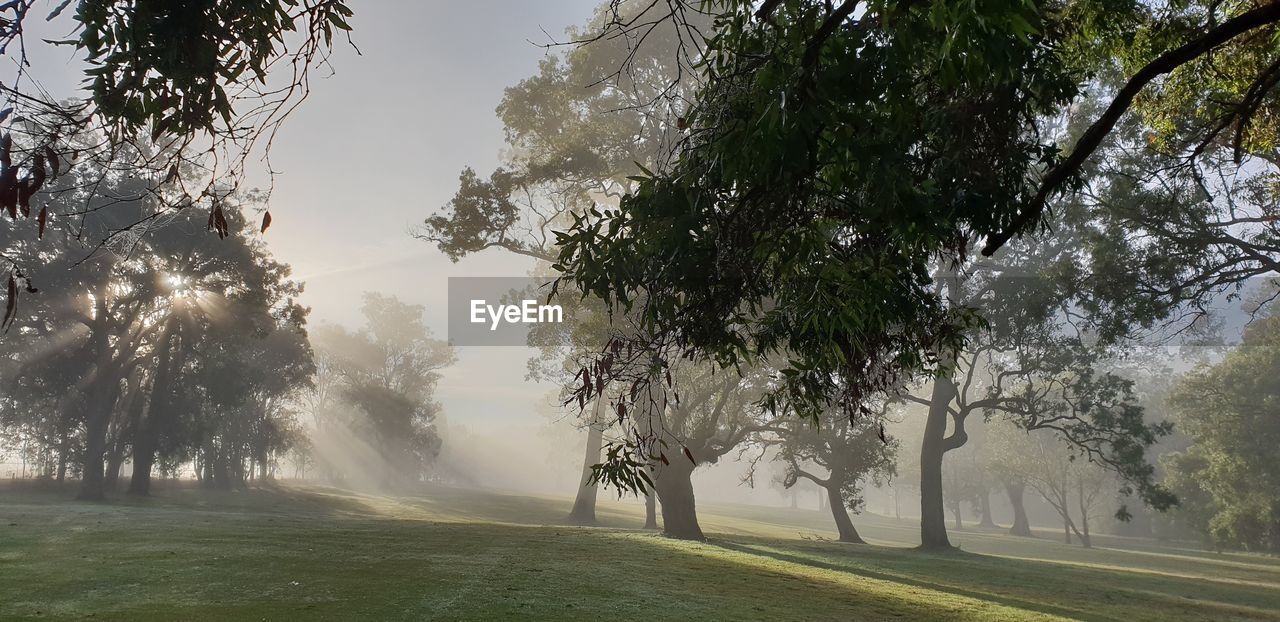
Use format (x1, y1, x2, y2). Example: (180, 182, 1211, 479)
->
(1, 482, 1278, 621)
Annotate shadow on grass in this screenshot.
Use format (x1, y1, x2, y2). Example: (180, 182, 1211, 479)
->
(709, 536, 1280, 621)
(710, 540, 1091, 620)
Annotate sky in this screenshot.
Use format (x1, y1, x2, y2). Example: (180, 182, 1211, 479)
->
(257, 2, 599, 436)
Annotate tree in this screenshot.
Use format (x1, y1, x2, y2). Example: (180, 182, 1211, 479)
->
(554, 0, 1279, 549)
(1164, 315, 1280, 552)
(126, 201, 312, 495)
(775, 408, 897, 543)
(310, 294, 455, 489)
(0, 170, 312, 498)
(418, 0, 699, 525)
(990, 421, 1112, 547)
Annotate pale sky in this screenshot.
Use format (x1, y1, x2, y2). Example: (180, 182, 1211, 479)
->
(239, 1, 601, 434)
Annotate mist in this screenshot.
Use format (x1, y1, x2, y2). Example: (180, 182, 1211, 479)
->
(3, 0, 1280, 619)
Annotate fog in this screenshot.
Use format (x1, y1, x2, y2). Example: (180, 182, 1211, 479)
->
(2, 0, 1280, 618)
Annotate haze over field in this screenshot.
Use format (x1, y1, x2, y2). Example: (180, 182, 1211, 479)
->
(2, 1, 1280, 619)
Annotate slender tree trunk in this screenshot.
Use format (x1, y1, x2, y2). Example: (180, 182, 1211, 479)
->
(653, 458, 703, 540)
(790, 488, 799, 509)
(1005, 480, 1033, 537)
(644, 489, 658, 529)
(951, 500, 963, 530)
(919, 375, 956, 549)
(826, 485, 865, 543)
(78, 275, 121, 502)
(819, 488, 828, 512)
(55, 430, 69, 483)
(567, 425, 603, 525)
(1064, 519, 1072, 544)
(1077, 481, 1092, 548)
(106, 373, 141, 491)
(977, 487, 996, 528)
(200, 445, 216, 489)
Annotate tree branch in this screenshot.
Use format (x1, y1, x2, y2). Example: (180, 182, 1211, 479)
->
(982, 1, 1280, 256)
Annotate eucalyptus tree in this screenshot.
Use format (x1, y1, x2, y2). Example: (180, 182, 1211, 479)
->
(418, 0, 701, 523)
(310, 294, 455, 489)
(774, 408, 897, 543)
(123, 204, 312, 494)
(554, 0, 1280, 549)
(988, 420, 1113, 547)
(0, 154, 174, 499)
(592, 357, 784, 540)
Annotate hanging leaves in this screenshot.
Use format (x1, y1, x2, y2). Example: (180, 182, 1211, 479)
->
(260, 211, 272, 233)
(208, 203, 230, 239)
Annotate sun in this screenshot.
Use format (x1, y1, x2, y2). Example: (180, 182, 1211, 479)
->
(164, 273, 190, 290)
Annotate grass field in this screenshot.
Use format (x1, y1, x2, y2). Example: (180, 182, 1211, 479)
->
(2, 482, 1278, 620)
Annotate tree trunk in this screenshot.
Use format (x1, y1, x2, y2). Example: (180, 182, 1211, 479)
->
(55, 430, 69, 483)
(1005, 480, 1033, 537)
(819, 488, 828, 512)
(200, 446, 216, 489)
(951, 500, 963, 530)
(644, 490, 658, 529)
(128, 445, 157, 496)
(1077, 481, 1092, 548)
(105, 452, 125, 489)
(77, 378, 122, 501)
(567, 425, 603, 525)
(77, 274, 121, 502)
(919, 375, 956, 549)
(827, 485, 865, 543)
(1064, 519, 1072, 544)
(977, 487, 996, 528)
(213, 450, 232, 490)
(790, 488, 799, 509)
(653, 458, 703, 540)
(130, 318, 179, 496)
(77, 405, 111, 501)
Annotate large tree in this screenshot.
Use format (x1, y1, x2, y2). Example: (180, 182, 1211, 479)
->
(419, 0, 700, 525)
(1164, 314, 1280, 552)
(554, 0, 1280, 549)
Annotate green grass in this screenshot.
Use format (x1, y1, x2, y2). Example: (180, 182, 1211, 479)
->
(1, 482, 1278, 620)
